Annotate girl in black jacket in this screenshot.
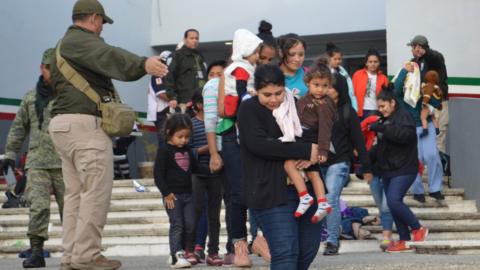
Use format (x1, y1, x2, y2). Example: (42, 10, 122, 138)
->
(369, 89, 428, 252)
(321, 71, 373, 256)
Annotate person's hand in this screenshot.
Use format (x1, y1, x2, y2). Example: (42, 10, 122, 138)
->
(209, 153, 223, 173)
(364, 173, 373, 184)
(164, 193, 177, 209)
(405, 62, 414, 73)
(318, 155, 327, 164)
(169, 100, 178, 109)
(369, 121, 384, 132)
(2, 158, 15, 174)
(296, 160, 313, 170)
(145, 56, 169, 77)
(310, 144, 319, 164)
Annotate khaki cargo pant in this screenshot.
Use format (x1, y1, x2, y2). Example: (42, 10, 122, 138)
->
(49, 114, 113, 264)
(25, 168, 64, 240)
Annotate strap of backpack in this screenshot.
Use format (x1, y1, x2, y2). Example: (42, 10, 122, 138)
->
(55, 40, 102, 107)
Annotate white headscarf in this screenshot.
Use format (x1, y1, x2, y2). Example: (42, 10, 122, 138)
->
(231, 29, 263, 62)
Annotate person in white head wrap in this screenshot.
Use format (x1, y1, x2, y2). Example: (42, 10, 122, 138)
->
(223, 29, 263, 117)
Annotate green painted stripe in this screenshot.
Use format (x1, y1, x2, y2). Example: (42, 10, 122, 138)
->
(0, 98, 21, 106)
(387, 76, 480, 86)
(448, 77, 480, 86)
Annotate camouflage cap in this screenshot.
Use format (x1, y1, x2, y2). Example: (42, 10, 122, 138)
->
(41, 48, 55, 65)
(407, 35, 429, 47)
(72, 0, 113, 24)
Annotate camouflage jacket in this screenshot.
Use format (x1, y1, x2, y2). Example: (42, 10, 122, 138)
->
(4, 89, 61, 169)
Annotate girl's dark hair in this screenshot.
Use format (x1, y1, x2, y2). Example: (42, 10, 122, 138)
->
(164, 113, 193, 141)
(257, 20, 277, 52)
(207, 60, 227, 74)
(277, 33, 306, 64)
(254, 64, 285, 90)
(325, 42, 342, 57)
(184, 28, 199, 38)
(191, 89, 203, 112)
(364, 48, 381, 64)
(377, 83, 397, 104)
(305, 57, 333, 84)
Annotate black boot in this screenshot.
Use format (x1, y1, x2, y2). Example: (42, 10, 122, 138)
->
(22, 255, 45, 268)
(22, 237, 46, 268)
(420, 128, 429, 138)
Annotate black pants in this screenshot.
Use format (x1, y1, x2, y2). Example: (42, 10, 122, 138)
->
(222, 130, 248, 243)
(192, 174, 224, 254)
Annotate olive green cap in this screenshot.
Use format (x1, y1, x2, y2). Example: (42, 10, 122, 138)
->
(407, 35, 429, 47)
(41, 48, 55, 65)
(72, 0, 113, 24)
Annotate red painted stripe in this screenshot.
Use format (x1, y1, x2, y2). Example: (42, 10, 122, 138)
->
(0, 112, 15, 120)
(448, 93, 480, 99)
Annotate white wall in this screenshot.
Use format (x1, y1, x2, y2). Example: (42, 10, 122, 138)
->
(151, 0, 386, 46)
(386, 0, 480, 77)
(0, 0, 155, 111)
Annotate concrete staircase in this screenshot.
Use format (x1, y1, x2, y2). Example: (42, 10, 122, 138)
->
(0, 176, 479, 258)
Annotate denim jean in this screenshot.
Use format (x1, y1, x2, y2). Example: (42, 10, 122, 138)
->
(383, 174, 421, 240)
(192, 175, 223, 254)
(222, 130, 247, 242)
(320, 161, 350, 246)
(222, 170, 234, 253)
(411, 122, 444, 194)
(165, 193, 196, 256)
(194, 193, 208, 248)
(369, 176, 394, 231)
(249, 208, 258, 241)
(251, 183, 323, 270)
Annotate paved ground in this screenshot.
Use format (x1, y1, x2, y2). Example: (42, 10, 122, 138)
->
(3, 252, 480, 270)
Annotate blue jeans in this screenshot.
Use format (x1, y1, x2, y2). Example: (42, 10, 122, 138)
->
(249, 208, 258, 241)
(222, 130, 247, 242)
(165, 193, 196, 256)
(411, 122, 444, 194)
(383, 174, 421, 240)
(251, 183, 323, 270)
(369, 176, 394, 231)
(320, 161, 350, 246)
(195, 193, 208, 248)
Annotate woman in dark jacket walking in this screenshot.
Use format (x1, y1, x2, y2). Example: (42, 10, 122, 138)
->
(321, 66, 373, 256)
(369, 89, 429, 252)
(238, 64, 321, 270)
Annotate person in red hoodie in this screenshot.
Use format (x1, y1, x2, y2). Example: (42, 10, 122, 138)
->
(352, 49, 389, 121)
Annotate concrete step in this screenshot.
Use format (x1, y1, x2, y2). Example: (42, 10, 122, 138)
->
(0, 239, 389, 258)
(1, 196, 470, 216)
(4, 211, 480, 228)
(365, 224, 480, 233)
(410, 240, 480, 255)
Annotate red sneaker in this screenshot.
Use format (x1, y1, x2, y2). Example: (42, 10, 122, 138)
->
(386, 241, 413, 253)
(184, 251, 199, 265)
(206, 253, 223, 266)
(412, 227, 429, 242)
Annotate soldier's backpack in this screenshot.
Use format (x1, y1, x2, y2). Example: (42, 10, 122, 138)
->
(55, 41, 136, 137)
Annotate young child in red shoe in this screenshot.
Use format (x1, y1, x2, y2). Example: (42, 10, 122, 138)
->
(274, 61, 336, 223)
(154, 113, 209, 268)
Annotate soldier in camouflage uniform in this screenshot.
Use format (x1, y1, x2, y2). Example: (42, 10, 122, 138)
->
(2, 48, 64, 268)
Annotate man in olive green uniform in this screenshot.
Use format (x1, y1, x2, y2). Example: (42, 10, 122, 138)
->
(3, 49, 64, 268)
(164, 29, 208, 112)
(48, 0, 168, 269)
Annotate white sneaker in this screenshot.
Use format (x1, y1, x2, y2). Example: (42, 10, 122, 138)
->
(170, 251, 191, 269)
